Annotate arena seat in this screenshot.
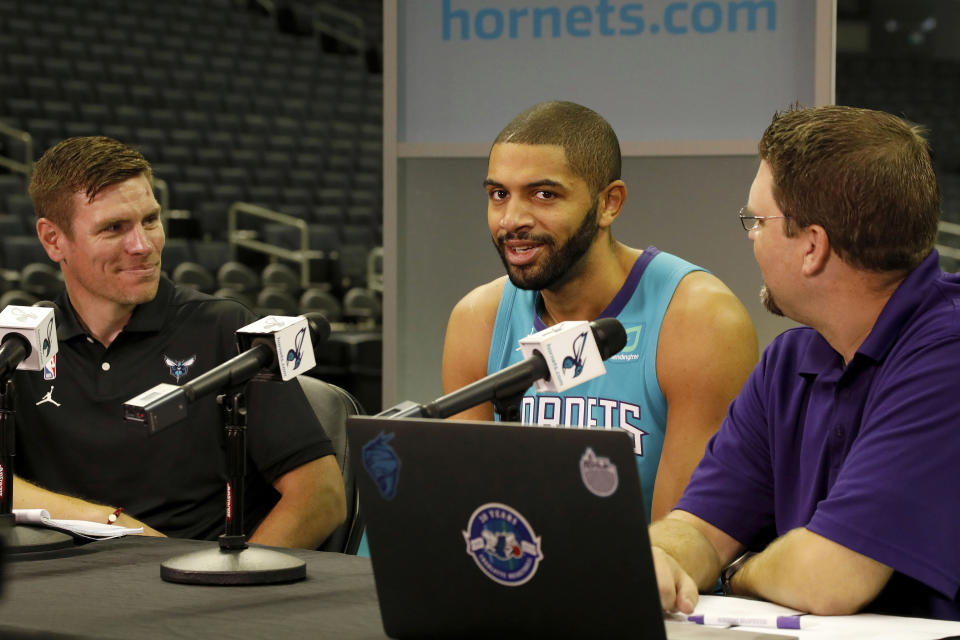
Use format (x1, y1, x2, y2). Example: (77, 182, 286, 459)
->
(20, 262, 63, 299)
(161, 238, 195, 275)
(342, 287, 381, 324)
(172, 261, 215, 293)
(300, 287, 342, 322)
(212, 287, 255, 309)
(217, 261, 260, 294)
(261, 262, 301, 296)
(256, 286, 299, 316)
(298, 376, 366, 555)
(2, 236, 50, 271)
(0, 288, 38, 307)
(0, 214, 23, 237)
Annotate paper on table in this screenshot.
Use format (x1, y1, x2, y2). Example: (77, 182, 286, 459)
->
(693, 595, 805, 619)
(684, 596, 960, 639)
(13, 508, 143, 539)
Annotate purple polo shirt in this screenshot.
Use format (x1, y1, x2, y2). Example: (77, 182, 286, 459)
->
(677, 251, 960, 620)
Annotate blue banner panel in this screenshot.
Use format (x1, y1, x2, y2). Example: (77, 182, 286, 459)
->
(399, 0, 817, 145)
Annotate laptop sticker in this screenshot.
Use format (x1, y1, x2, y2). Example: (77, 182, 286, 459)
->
(462, 503, 544, 587)
(362, 431, 401, 500)
(579, 447, 619, 497)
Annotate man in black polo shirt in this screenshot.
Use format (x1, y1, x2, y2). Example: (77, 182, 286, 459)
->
(11, 136, 346, 548)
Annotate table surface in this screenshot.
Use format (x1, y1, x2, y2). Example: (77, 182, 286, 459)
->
(3, 535, 960, 640)
(0, 535, 389, 639)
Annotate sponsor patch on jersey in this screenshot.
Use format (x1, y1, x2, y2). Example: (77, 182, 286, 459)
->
(608, 323, 643, 362)
(462, 503, 543, 586)
(163, 354, 196, 383)
(362, 431, 401, 500)
(43, 355, 56, 380)
(579, 447, 619, 497)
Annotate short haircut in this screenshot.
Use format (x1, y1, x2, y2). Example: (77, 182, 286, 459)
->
(493, 101, 621, 195)
(29, 136, 153, 236)
(759, 105, 940, 272)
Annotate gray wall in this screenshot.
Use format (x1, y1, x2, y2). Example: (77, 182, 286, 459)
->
(391, 154, 798, 406)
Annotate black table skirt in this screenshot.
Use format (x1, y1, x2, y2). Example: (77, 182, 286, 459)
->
(0, 535, 388, 639)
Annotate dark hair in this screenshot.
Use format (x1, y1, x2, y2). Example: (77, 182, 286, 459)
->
(29, 136, 153, 236)
(493, 101, 621, 195)
(758, 105, 940, 272)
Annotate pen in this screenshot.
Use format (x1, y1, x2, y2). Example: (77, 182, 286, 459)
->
(686, 614, 805, 630)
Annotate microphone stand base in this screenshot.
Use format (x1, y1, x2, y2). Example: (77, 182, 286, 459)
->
(3, 524, 75, 554)
(160, 546, 306, 585)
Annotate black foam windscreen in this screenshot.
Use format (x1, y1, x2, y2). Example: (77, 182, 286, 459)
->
(590, 317, 627, 360)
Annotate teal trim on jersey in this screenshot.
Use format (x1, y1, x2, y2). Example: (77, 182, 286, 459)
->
(486, 247, 703, 520)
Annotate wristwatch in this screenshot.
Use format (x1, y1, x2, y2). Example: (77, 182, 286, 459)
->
(720, 551, 755, 596)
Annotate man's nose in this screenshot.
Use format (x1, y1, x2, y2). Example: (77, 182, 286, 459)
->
(498, 199, 534, 232)
(126, 225, 153, 253)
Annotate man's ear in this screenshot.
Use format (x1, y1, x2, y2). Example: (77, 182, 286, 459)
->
(36, 217, 67, 263)
(800, 224, 831, 276)
(598, 179, 627, 228)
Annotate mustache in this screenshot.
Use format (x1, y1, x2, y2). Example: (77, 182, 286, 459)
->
(495, 232, 556, 248)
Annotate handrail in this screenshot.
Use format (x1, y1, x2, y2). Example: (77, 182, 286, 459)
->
(0, 121, 34, 185)
(313, 3, 365, 54)
(939, 220, 960, 236)
(154, 177, 170, 213)
(227, 201, 332, 289)
(936, 220, 960, 261)
(367, 245, 383, 293)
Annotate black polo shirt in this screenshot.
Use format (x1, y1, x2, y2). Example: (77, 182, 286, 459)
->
(13, 277, 334, 540)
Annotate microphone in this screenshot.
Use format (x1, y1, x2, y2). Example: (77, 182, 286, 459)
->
(0, 305, 58, 381)
(380, 318, 627, 419)
(236, 312, 328, 381)
(517, 318, 624, 393)
(122, 313, 330, 434)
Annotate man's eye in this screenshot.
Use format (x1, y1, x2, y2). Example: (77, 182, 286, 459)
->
(489, 189, 508, 200)
(535, 190, 556, 200)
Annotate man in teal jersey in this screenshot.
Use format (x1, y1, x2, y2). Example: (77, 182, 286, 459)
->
(442, 101, 758, 520)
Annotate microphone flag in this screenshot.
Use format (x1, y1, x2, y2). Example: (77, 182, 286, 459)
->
(0, 305, 58, 372)
(518, 320, 606, 393)
(235, 315, 316, 381)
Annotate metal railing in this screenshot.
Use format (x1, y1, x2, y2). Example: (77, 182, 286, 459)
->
(154, 177, 170, 213)
(367, 245, 383, 293)
(936, 220, 960, 261)
(0, 122, 34, 186)
(314, 3, 365, 55)
(227, 202, 333, 290)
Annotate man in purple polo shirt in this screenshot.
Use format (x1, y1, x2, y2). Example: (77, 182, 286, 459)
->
(650, 105, 960, 620)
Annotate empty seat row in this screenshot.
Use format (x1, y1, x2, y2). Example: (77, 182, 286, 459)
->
(172, 259, 381, 323)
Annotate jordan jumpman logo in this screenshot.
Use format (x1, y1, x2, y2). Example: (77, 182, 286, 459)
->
(36, 386, 61, 407)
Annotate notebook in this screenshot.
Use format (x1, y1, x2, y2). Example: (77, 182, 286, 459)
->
(347, 416, 792, 639)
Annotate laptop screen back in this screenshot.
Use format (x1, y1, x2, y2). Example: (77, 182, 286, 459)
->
(347, 416, 666, 639)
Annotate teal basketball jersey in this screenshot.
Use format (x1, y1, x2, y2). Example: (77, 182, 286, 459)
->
(487, 246, 703, 519)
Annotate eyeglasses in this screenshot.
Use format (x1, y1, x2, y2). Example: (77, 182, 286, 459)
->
(738, 207, 786, 231)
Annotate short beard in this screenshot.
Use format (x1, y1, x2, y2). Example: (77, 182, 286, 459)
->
(760, 283, 784, 317)
(494, 201, 599, 291)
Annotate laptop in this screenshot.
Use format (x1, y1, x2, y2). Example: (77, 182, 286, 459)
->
(347, 416, 792, 639)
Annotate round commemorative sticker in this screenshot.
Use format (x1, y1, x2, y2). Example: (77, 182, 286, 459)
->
(579, 447, 619, 497)
(462, 502, 544, 587)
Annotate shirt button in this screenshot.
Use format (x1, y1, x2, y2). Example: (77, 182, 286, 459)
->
(101, 362, 111, 372)
(834, 425, 844, 438)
